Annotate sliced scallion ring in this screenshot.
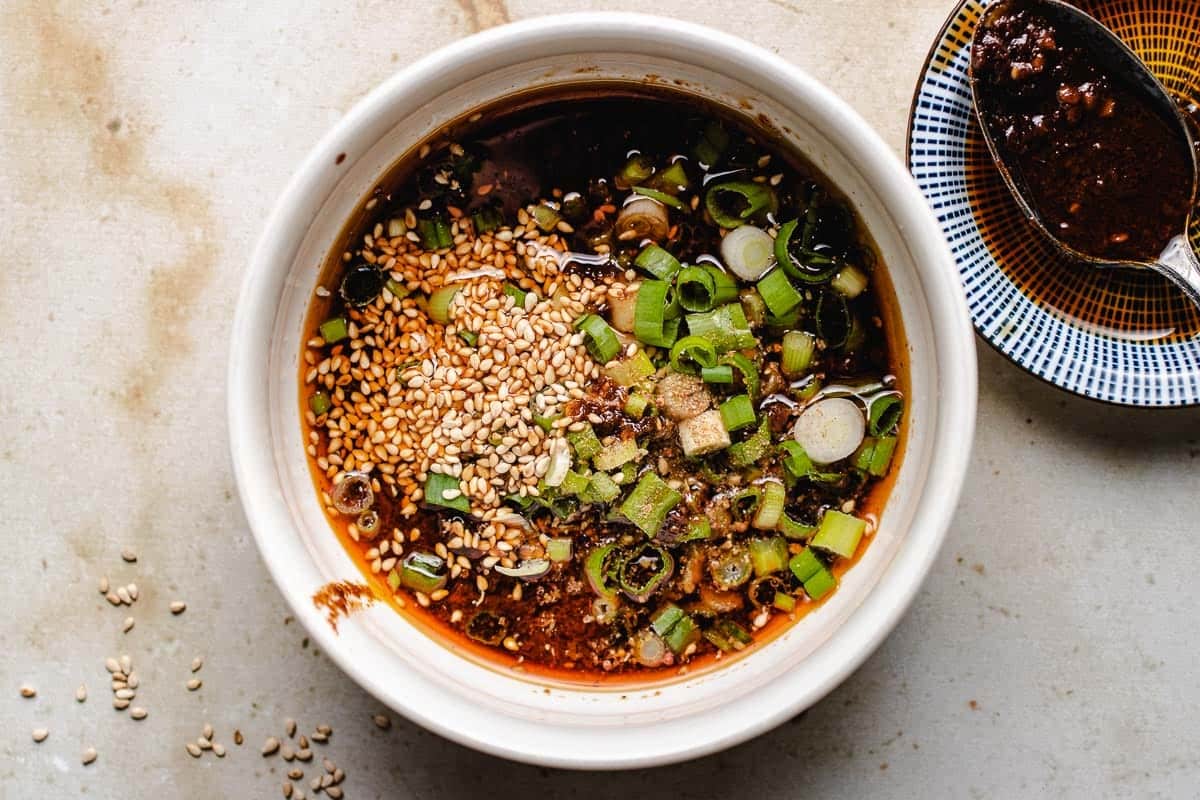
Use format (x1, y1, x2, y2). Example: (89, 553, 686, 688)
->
(705, 181, 777, 229)
(669, 335, 718, 375)
(720, 224, 776, 280)
(774, 219, 840, 283)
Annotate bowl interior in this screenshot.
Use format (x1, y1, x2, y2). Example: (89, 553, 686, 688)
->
(233, 15, 973, 768)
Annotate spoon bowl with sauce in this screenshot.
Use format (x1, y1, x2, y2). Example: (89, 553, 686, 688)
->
(969, 0, 1200, 309)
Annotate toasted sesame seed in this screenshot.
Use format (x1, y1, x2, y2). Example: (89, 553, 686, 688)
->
(113, 698, 130, 710)
(186, 678, 202, 691)
(190, 656, 203, 673)
(262, 736, 280, 756)
(213, 743, 226, 758)
(327, 788, 344, 799)
(170, 600, 187, 615)
(285, 718, 297, 737)
(115, 688, 135, 700)
(98, 576, 110, 594)
(372, 713, 391, 730)
(234, 729, 244, 746)
(76, 684, 87, 702)
(186, 742, 202, 758)
(121, 548, 137, 563)
(105, 658, 121, 674)
(116, 586, 133, 604)
(130, 707, 148, 720)
(119, 654, 132, 674)
(19, 685, 35, 698)
(197, 736, 212, 750)
(296, 748, 313, 762)
(202, 723, 214, 740)
(32, 728, 48, 743)
(283, 782, 294, 799)
(122, 616, 135, 633)
(82, 747, 98, 765)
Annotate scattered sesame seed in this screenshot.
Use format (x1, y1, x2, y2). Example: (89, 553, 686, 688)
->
(234, 729, 244, 746)
(262, 737, 281, 756)
(213, 743, 226, 758)
(82, 747, 98, 765)
(190, 656, 203, 673)
(105, 658, 121, 674)
(98, 576, 110, 594)
(76, 685, 87, 703)
(202, 723, 214, 740)
(130, 707, 148, 720)
(121, 548, 138, 563)
(186, 742, 202, 758)
(186, 678, 202, 691)
(19, 685, 35, 698)
(285, 718, 297, 737)
(170, 601, 187, 615)
(119, 655, 132, 674)
(122, 616, 135, 633)
(32, 728, 48, 743)
(372, 713, 391, 730)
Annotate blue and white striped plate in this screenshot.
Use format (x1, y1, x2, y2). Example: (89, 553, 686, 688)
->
(906, 0, 1200, 406)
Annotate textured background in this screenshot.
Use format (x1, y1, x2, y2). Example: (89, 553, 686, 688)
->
(2, 1, 1199, 798)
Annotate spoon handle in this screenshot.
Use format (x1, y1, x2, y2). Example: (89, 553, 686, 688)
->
(1152, 234, 1200, 311)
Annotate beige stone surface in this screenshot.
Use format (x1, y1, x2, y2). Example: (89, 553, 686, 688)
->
(2, 1, 1199, 797)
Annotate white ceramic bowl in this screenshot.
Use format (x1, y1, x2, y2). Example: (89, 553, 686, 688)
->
(228, 12, 976, 769)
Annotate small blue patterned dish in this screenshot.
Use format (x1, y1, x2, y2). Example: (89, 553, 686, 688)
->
(907, 0, 1200, 406)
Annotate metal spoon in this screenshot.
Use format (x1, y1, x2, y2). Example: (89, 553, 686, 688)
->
(968, 0, 1200, 309)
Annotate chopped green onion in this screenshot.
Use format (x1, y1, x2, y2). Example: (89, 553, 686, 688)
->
(631, 185, 686, 210)
(651, 160, 690, 193)
(559, 469, 590, 497)
(623, 391, 651, 418)
(575, 314, 622, 363)
(779, 514, 815, 541)
(757, 268, 802, 317)
(424, 473, 469, 513)
(428, 286, 459, 324)
(650, 604, 686, 638)
(471, 204, 503, 234)
(657, 608, 700, 654)
(765, 305, 803, 330)
(675, 266, 718, 312)
(701, 364, 734, 384)
(495, 559, 552, 581)
(751, 481, 787, 531)
(803, 566, 837, 600)
(580, 471, 621, 504)
(399, 551, 448, 594)
(531, 411, 558, 432)
(546, 538, 573, 563)
(530, 202, 561, 232)
(458, 330, 479, 347)
(635, 244, 682, 281)
(617, 542, 675, 602)
(720, 225, 777, 280)
(384, 277, 411, 300)
(705, 181, 776, 229)
(773, 591, 797, 612)
(831, 264, 869, 298)
(319, 316, 349, 344)
(386, 568, 401, 591)
(868, 393, 903, 436)
(719, 394, 756, 433)
(704, 618, 753, 652)
(680, 517, 714, 542)
(633, 280, 682, 348)
(566, 425, 603, 461)
(774, 219, 840, 283)
(585, 544, 621, 598)
(619, 473, 681, 537)
(709, 546, 753, 590)
(692, 120, 730, 167)
(308, 391, 332, 416)
(705, 266, 740, 305)
(465, 611, 508, 645)
(789, 548, 825, 583)
(685, 303, 756, 352)
(730, 487, 761, 521)
(779, 440, 815, 482)
(728, 420, 772, 467)
(593, 438, 641, 472)
(603, 350, 655, 387)
(618, 153, 655, 186)
(669, 334, 718, 375)
(417, 216, 452, 250)
(811, 510, 867, 559)
(611, 462, 638, 486)
(502, 282, 528, 307)
(815, 292, 851, 349)
(853, 435, 897, 477)
(721, 352, 760, 398)
(781, 331, 817, 376)
(749, 535, 789, 576)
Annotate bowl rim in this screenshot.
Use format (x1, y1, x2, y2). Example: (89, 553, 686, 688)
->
(228, 11, 977, 769)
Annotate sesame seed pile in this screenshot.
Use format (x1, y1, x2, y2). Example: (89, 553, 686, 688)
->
(303, 211, 628, 580)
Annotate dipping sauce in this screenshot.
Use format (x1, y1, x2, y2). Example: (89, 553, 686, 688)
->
(299, 85, 907, 681)
(971, 0, 1194, 262)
